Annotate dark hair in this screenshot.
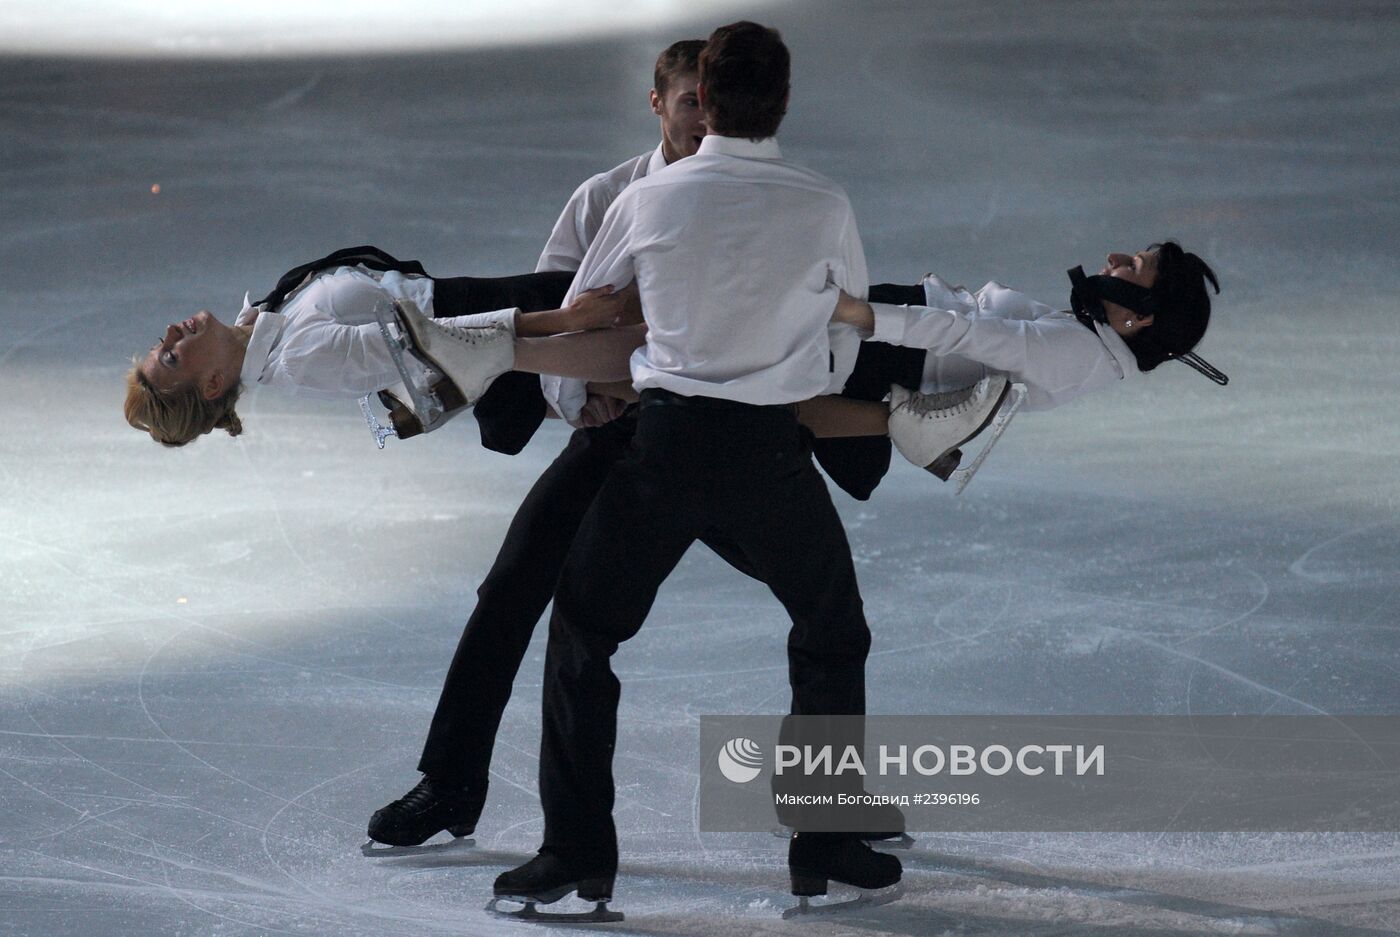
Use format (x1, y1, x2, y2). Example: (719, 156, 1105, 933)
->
(697, 21, 790, 140)
(1128, 241, 1221, 372)
(654, 39, 704, 97)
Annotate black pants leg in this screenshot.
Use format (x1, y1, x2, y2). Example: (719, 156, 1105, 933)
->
(430, 271, 576, 316)
(414, 269, 585, 783)
(415, 417, 634, 784)
(538, 398, 871, 868)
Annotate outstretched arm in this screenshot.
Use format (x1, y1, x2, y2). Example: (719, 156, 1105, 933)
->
(513, 323, 646, 384)
(515, 284, 636, 337)
(525, 284, 889, 436)
(832, 289, 876, 331)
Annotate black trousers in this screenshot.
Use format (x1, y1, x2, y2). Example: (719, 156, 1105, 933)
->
(416, 412, 774, 782)
(416, 269, 583, 783)
(417, 414, 630, 783)
(538, 393, 872, 869)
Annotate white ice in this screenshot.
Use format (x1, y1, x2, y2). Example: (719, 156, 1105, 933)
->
(2, 2, 1399, 935)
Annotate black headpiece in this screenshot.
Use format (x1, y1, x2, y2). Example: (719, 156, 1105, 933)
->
(1067, 250, 1227, 385)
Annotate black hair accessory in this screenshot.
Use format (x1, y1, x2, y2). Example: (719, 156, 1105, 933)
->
(1176, 351, 1229, 385)
(1067, 266, 1229, 385)
(1068, 265, 1161, 324)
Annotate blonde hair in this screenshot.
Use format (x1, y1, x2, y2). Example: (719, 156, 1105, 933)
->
(124, 360, 244, 447)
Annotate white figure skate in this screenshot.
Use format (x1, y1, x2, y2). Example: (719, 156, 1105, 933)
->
(888, 376, 1024, 494)
(358, 299, 516, 448)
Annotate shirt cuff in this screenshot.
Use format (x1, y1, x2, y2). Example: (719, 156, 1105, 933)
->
(869, 302, 918, 346)
(541, 375, 588, 424)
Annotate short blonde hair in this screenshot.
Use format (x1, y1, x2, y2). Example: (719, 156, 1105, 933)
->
(124, 361, 244, 447)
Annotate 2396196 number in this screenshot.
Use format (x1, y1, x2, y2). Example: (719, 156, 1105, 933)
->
(913, 792, 980, 806)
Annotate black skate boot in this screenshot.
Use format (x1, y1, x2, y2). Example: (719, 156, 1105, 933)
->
(773, 801, 915, 849)
(784, 833, 903, 918)
(365, 775, 485, 847)
(488, 851, 622, 923)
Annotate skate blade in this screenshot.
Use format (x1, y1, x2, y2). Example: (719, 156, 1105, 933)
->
(372, 300, 454, 424)
(951, 382, 1027, 495)
(781, 882, 904, 919)
(918, 378, 1008, 479)
(771, 828, 915, 850)
(359, 395, 397, 449)
(485, 896, 624, 923)
(359, 836, 475, 857)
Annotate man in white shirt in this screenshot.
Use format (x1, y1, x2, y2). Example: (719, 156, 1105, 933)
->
(536, 40, 706, 275)
(495, 21, 901, 911)
(535, 38, 706, 429)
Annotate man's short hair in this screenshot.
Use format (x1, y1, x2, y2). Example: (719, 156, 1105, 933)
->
(698, 21, 790, 140)
(654, 39, 704, 97)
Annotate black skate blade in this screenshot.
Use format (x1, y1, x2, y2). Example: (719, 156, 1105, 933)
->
(485, 896, 624, 924)
(781, 883, 903, 919)
(771, 828, 915, 850)
(359, 836, 475, 857)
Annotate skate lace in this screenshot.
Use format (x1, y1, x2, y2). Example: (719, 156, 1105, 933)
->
(425, 318, 510, 347)
(902, 383, 978, 419)
(392, 777, 441, 810)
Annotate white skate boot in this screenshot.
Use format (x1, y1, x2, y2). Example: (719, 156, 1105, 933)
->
(888, 375, 1012, 487)
(392, 300, 517, 406)
(357, 299, 517, 448)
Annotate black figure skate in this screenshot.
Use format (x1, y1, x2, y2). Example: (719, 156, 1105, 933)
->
(487, 852, 624, 924)
(361, 776, 485, 855)
(783, 833, 903, 919)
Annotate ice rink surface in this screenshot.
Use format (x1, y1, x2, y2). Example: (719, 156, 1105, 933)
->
(3, 1, 1399, 934)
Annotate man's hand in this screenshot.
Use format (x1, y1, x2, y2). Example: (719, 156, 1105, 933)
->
(578, 392, 630, 427)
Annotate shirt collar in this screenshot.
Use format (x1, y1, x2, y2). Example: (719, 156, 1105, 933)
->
(696, 134, 782, 159)
(239, 309, 285, 387)
(1094, 321, 1141, 383)
(234, 292, 259, 327)
(645, 143, 669, 175)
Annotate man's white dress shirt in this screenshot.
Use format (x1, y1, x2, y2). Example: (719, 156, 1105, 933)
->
(550, 135, 867, 419)
(537, 146, 666, 420)
(870, 275, 1139, 411)
(235, 266, 495, 400)
(536, 146, 668, 275)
